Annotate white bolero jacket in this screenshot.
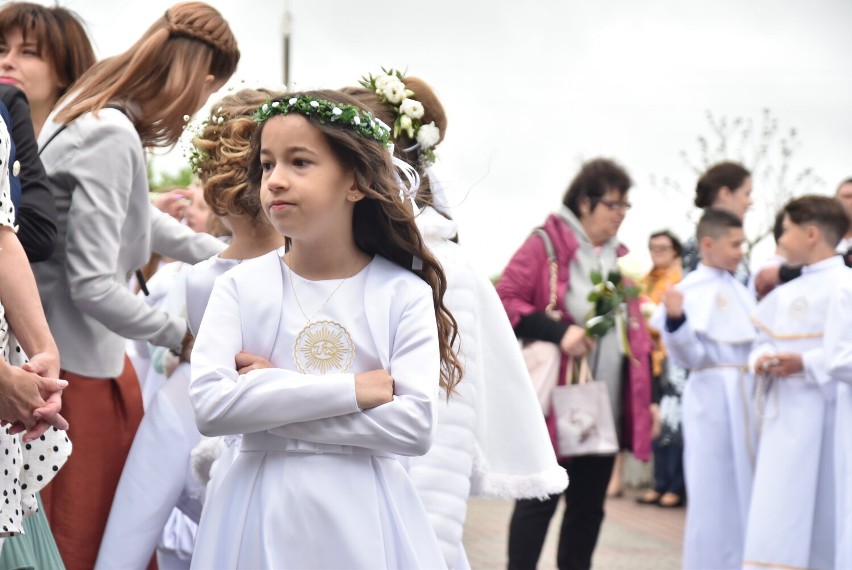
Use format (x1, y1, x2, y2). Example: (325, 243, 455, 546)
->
(189, 250, 439, 457)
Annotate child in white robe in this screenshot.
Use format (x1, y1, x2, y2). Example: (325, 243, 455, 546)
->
(826, 278, 852, 570)
(344, 73, 568, 569)
(655, 208, 756, 570)
(189, 90, 462, 569)
(744, 195, 852, 570)
(95, 90, 284, 570)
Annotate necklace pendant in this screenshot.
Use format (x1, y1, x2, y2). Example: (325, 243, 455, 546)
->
(293, 320, 355, 374)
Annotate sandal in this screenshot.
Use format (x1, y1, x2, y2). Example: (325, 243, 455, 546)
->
(658, 492, 685, 508)
(635, 490, 662, 505)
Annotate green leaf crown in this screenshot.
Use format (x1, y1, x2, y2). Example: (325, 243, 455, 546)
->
(252, 95, 392, 148)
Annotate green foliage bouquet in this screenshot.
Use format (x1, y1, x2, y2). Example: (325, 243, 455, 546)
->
(585, 269, 640, 358)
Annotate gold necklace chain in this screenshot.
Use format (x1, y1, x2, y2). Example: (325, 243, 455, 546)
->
(286, 256, 360, 322)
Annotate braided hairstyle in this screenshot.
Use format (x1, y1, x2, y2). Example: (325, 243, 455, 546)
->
(193, 88, 283, 219)
(56, 2, 239, 148)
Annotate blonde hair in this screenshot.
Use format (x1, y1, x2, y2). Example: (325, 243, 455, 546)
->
(194, 88, 282, 218)
(56, 2, 239, 148)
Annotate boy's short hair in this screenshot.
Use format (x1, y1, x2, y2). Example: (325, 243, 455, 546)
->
(772, 209, 785, 243)
(696, 208, 743, 241)
(783, 195, 850, 248)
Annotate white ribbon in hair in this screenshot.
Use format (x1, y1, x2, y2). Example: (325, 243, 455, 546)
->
(388, 152, 423, 270)
(392, 154, 421, 206)
(426, 167, 451, 217)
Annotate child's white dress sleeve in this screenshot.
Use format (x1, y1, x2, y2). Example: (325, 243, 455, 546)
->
(190, 269, 438, 456)
(189, 275, 361, 436)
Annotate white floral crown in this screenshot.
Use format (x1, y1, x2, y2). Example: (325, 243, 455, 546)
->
(252, 95, 392, 147)
(359, 68, 441, 165)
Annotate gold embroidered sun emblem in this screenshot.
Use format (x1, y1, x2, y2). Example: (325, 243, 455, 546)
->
(788, 297, 808, 322)
(293, 320, 355, 374)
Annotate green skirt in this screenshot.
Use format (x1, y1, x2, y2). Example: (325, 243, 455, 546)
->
(0, 494, 65, 570)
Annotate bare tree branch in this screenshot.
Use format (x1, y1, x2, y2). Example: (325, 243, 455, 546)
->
(650, 108, 826, 260)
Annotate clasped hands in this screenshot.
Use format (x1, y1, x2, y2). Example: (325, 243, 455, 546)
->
(236, 351, 394, 410)
(0, 352, 69, 442)
(754, 353, 803, 378)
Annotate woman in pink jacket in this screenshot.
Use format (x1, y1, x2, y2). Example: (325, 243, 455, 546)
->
(496, 158, 653, 570)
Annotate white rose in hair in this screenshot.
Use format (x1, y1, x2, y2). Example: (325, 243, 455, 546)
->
(383, 81, 407, 104)
(374, 74, 395, 90)
(399, 98, 425, 119)
(416, 121, 441, 149)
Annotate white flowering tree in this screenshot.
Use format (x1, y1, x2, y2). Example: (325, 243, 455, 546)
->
(651, 108, 825, 260)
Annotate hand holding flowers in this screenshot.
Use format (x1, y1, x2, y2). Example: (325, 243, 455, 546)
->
(585, 269, 641, 358)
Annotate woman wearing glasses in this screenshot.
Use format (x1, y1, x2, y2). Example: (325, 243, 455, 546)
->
(496, 158, 653, 570)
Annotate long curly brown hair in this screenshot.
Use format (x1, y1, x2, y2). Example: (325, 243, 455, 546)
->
(193, 88, 282, 219)
(247, 90, 463, 395)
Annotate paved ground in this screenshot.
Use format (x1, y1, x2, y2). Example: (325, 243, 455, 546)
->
(463, 488, 684, 569)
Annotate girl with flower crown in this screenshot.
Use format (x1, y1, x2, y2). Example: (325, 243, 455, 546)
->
(32, 3, 238, 568)
(344, 71, 567, 568)
(96, 88, 286, 570)
(188, 90, 462, 569)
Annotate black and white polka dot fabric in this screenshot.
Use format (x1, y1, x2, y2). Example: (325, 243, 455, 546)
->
(0, 117, 71, 538)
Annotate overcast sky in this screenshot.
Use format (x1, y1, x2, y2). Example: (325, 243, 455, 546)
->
(32, 0, 852, 276)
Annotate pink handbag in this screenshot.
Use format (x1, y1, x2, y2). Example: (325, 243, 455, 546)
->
(520, 229, 562, 414)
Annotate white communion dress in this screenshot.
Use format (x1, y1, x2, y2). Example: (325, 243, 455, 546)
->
(189, 252, 446, 569)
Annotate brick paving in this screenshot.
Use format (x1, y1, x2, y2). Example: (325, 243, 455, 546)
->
(463, 488, 684, 569)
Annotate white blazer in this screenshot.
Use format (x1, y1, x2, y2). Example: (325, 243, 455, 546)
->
(189, 250, 439, 456)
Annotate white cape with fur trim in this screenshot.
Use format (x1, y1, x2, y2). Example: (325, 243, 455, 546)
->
(407, 207, 567, 567)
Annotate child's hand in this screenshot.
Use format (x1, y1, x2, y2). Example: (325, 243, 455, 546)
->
(235, 351, 273, 375)
(661, 287, 684, 319)
(354, 369, 394, 410)
(756, 353, 803, 377)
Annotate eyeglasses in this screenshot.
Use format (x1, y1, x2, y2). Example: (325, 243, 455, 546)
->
(649, 245, 673, 253)
(596, 199, 632, 212)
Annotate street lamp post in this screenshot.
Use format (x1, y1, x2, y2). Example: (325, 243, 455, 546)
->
(282, 1, 292, 87)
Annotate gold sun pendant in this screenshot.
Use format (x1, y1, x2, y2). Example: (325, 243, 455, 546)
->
(293, 320, 355, 374)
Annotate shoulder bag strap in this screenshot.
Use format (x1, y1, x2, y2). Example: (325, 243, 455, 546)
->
(532, 228, 559, 314)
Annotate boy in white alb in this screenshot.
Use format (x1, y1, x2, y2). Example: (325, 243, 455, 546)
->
(826, 277, 852, 570)
(655, 209, 756, 570)
(744, 195, 851, 570)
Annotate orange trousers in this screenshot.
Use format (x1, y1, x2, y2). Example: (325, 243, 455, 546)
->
(41, 356, 144, 570)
